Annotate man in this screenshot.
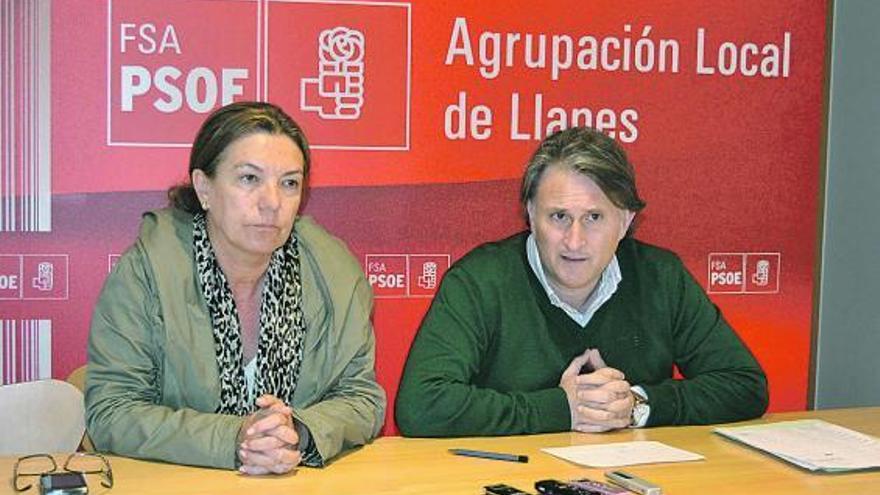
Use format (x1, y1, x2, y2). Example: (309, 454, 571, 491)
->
(395, 127, 768, 436)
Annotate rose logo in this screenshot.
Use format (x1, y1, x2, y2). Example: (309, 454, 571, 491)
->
(320, 27, 364, 64)
(301, 26, 366, 120)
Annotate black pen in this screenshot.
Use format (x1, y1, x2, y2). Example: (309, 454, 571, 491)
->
(449, 448, 529, 463)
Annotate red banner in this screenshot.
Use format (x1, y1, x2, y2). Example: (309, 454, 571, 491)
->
(1, 0, 827, 435)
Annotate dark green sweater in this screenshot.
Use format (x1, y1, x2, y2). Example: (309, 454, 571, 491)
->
(395, 233, 768, 436)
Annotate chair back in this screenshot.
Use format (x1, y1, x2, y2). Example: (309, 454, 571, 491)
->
(0, 379, 86, 455)
(65, 365, 95, 451)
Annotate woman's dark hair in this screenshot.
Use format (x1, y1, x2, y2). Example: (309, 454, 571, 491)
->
(167, 101, 311, 213)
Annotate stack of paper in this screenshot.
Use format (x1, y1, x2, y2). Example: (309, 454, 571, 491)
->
(714, 419, 880, 472)
(542, 441, 704, 467)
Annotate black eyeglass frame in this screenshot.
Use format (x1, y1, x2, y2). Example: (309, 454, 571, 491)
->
(12, 452, 113, 492)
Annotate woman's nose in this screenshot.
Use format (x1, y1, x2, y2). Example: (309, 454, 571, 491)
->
(260, 184, 281, 211)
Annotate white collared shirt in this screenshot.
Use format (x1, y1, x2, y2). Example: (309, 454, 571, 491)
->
(526, 233, 621, 328)
(525, 233, 650, 427)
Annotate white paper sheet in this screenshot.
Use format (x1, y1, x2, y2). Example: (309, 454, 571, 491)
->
(541, 441, 704, 467)
(714, 419, 880, 472)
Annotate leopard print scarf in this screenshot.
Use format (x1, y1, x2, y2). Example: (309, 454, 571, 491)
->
(193, 213, 306, 416)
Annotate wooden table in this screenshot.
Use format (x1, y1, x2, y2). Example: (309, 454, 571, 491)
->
(3, 407, 879, 494)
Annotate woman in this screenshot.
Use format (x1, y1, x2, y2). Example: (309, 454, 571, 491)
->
(85, 102, 385, 474)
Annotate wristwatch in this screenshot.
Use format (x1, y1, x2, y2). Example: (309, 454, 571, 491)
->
(630, 387, 650, 427)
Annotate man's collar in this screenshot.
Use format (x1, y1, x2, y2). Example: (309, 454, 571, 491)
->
(525, 233, 622, 328)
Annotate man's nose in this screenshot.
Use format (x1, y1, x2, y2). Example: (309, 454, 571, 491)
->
(564, 221, 587, 249)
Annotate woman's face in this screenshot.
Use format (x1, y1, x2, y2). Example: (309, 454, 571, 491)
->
(193, 132, 305, 266)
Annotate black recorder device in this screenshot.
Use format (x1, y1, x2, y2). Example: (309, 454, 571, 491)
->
(39, 472, 89, 495)
(484, 483, 533, 495)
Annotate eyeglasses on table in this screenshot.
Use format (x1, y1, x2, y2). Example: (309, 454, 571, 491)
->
(12, 452, 113, 492)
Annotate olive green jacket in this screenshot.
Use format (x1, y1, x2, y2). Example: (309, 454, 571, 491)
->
(85, 208, 385, 469)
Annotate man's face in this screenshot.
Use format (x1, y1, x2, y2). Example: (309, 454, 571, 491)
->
(528, 165, 634, 308)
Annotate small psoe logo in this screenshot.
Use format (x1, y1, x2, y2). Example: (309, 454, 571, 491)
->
(32, 262, 54, 291)
(300, 27, 365, 120)
(708, 252, 780, 294)
(366, 254, 450, 298)
(0, 254, 68, 300)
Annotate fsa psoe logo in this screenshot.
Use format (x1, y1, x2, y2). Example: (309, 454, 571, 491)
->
(0, 254, 69, 300)
(107, 0, 261, 147)
(707, 252, 780, 294)
(365, 254, 450, 298)
(266, 0, 411, 150)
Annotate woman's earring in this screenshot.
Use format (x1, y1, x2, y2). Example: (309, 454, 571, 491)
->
(202, 202, 209, 210)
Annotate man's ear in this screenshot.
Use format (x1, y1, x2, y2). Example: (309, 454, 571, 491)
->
(619, 210, 636, 240)
(526, 201, 536, 228)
